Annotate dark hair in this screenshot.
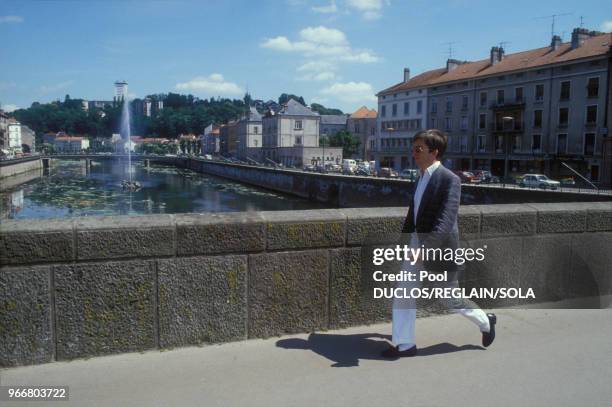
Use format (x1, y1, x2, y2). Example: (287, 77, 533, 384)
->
(413, 129, 447, 159)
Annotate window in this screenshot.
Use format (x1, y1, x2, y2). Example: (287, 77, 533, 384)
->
(557, 134, 567, 154)
(558, 108, 569, 127)
(513, 135, 522, 152)
(417, 100, 422, 114)
(497, 89, 504, 104)
(460, 135, 468, 152)
(587, 77, 599, 98)
(479, 113, 486, 129)
(253, 126, 259, 134)
(586, 105, 597, 124)
(392, 103, 397, 117)
(445, 97, 452, 113)
(462, 95, 468, 110)
(381, 105, 386, 117)
(445, 117, 452, 130)
(460, 116, 468, 130)
(294, 120, 302, 130)
(495, 135, 503, 152)
(534, 110, 543, 128)
(403, 102, 410, 115)
(480, 91, 487, 107)
(431, 118, 437, 129)
(584, 133, 595, 155)
(295, 136, 302, 145)
(431, 98, 437, 113)
(560, 81, 571, 100)
(515, 87, 523, 102)
(405, 91, 410, 96)
(532, 134, 541, 152)
(535, 84, 544, 101)
(477, 135, 486, 152)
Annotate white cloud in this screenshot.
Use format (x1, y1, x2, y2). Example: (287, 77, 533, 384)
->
(175, 74, 243, 95)
(1, 104, 19, 112)
(299, 71, 337, 81)
(320, 81, 377, 103)
(300, 26, 347, 46)
(601, 20, 612, 32)
(345, 0, 387, 20)
(39, 81, 74, 94)
(0, 15, 24, 23)
(312, 1, 338, 14)
(297, 61, 337, 72)
(261, 26, 379, 63)
(0, 82, 17, 91)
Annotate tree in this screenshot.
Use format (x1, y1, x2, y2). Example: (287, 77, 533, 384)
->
(328, 130, 361, 158)
(279, 93, 306, 106)
(310, 103, 343, 115)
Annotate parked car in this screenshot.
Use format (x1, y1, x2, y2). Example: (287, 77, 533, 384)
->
(519, 174, 560, 190)
(399, 169, 418, 181)
(303, 164, 315, 172)
(560, 177, 576, 186)
(453, 170, 479, 183)
(379, 167, 399, 178)
(472, 170, 500, 183)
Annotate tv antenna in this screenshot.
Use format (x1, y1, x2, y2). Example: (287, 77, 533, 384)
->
(498, 41, 511, 51)
(579, 15, 585, 28)
(534, 12, 573, 38)
(442, 41, 460, 59)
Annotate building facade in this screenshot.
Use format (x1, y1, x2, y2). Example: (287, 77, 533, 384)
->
(262, 99, 342, 167)
(319, 114, 349, 138)
(236, 107, 263, 161)
(376, 28, 612, 184)
(347, 106, 377, 160)
(114, 80, 128, 102)
(376, 68, 429, 171)
(54, 136, 90, 153)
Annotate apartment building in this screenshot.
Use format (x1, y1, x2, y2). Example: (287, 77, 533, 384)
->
(262, 99, 342, 167)
(347, 106, 377, 160)
(376, 28, 611, 185)
(236, 107, 263, 161)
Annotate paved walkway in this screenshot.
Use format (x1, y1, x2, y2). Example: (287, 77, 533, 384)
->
(1, 308, 611, 407)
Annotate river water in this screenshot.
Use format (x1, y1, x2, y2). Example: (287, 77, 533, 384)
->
(0, 159, 330, 220)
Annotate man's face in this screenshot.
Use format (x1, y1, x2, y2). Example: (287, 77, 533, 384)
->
(412, 139, 438, 170)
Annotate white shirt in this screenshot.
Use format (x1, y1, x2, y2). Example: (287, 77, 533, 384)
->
(413, 161, 441, 224)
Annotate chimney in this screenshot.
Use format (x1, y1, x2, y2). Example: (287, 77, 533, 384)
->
(403, 68, 410, 82)
(490, 46, 504, 66)
(550, 35, 562, 51)
(446, 59, 460, 72)
(571, 27, 590, 49)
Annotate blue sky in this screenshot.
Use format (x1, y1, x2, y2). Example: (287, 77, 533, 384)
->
(1, 0, 610, 114)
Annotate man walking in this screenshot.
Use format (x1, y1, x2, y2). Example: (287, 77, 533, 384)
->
(381, 129, 496, 358)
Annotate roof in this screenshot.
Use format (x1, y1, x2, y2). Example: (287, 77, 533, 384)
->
(56, 136, 86, 141)
(350, 106, 377, 119)
(378, 32, 611, 96)
(278, 99, 319, 117)
(320, 114, 349, 125)
(247, 106, 262, 122)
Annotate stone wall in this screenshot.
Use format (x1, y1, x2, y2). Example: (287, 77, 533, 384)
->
(0, 156, 42, 179)
(183, 158, 612, 206)
(1, 202, 611, 367)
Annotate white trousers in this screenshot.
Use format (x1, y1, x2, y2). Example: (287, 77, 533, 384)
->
(392, 259, 490, 348)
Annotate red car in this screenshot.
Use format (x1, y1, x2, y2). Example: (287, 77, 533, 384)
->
(453, 170, 479, 183)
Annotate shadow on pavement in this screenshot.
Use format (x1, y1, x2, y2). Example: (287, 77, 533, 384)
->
(276, 332, 484, 367)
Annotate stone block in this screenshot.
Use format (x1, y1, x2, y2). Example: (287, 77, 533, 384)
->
(343, 207, 405, 246)
(0, 265, 52, 366)
(0, 219, 74, 266)
(569, 233, 612, 302)
(462, 236, 522, 288)
(519, 235, 572, 303)
(53, 260, 156, 360)
(458, 206, 481, 239)
(176, 212, 265, 255)
(248, 250, 329, 338)
(263, 210, 345, 250)
(328, 248, 392, 329)
(477, 204, 537, 237)
(158, 255, 247, 347)
(525, 203, 586, 233)
(76, 215, 174, 261)
(585, 202, 612, 232)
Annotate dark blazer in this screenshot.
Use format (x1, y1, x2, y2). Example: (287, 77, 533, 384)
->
(401, 164, 462, 274)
